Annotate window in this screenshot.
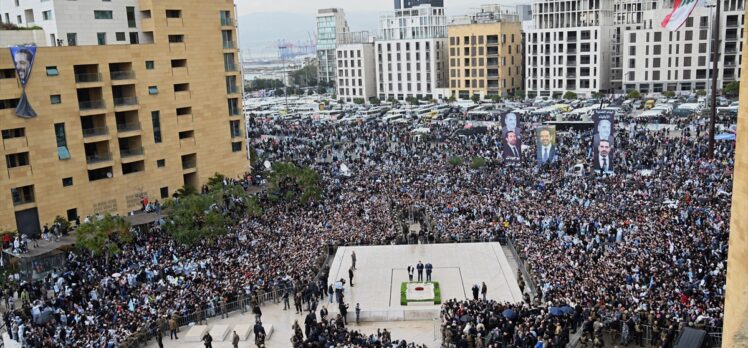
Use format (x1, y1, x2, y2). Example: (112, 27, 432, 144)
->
(94, 10, 113, 19)
(145, 61, 154, 70)
(168, 35, 184, 43)
(11, 185, 34, 206)
(698, 43, 707, 53)
(148, 86, 158, 95)
(67, 33, 77, 46)
(66, 208, 77, 222)
(97, 32, 106, 45)
(231, 142, 242, 152)
(62, 177, 73, 187)
(46, 66, 59, 76)
(5, 152, 29, 168)
(42, 10, 52, 20)
(156, 159, 166, 167)
(684, 57, 692, 66)
(654, 32, 661, 42)
(2, 128, 24, 139)
(50, 95, 61, 104)
(115, 32, 126, 41)
(160, 187, 169, 199)
(126, 6, 136, 28)
(165, 9, 181, 18)
(151, 111, 162, 143)
(55, 123, 70, 160)
(653, 45, 661, 55)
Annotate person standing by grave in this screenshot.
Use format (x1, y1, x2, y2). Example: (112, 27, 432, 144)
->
(481, 282, 488, 301)
(351, 251, 357, 270)
(425, 262, 433, 282)
(416, 261, 424, 282)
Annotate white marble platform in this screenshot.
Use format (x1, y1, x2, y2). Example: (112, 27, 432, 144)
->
(234, 323, 252, 341)
(184, 325, 208, 342)
(209, 324, 230, 342)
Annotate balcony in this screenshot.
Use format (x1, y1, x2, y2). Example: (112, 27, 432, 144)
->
(141, 17, 154, 32)
(724, 74, 736, 81)
(725, 34, 739, 41)
(223, 41, 236, 49)
(221, 17, 234, 26)
(79, 100, 107, 113)
(75, 73, 102, 84)
(111, 70, 136, 82)
(82, 126, 109, 142)
(230, 129, 244, 139)
(724, 61, 737, 67)
(179, 137, 196, 152)
(566, 61, 577, 67)
(726, 21, 739, 28)
(567, 49, 577, 54)
(175, 91, 191, 101)
(7, 165, 33, 180)
(225, 63, 238, 72)
(227, 84, 239, 95)
(2, 137, 29, 152)
(114, 97, 139, 111)
(120, 147, 144, 159)
(117, 122, 141, 135)
(86, 152, 112, 165)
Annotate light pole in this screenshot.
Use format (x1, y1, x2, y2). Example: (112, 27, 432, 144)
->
(707, 0, 720, 159)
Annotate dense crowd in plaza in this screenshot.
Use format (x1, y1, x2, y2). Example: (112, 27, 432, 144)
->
(0, 101, 735, 347)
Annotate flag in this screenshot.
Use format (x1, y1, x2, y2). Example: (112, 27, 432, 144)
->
(661, 0, 700, 31)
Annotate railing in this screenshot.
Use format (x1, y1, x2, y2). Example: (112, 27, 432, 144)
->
(725, 22, 739, 28)
(224, 63, 237, 72)
(181, 160, 197, 169)
(220, 17, 233, 26)
(725, 34, 739, 40)
(79, 100, 106, 111)
(114, 97, 138, 107)
(75, 72, 102, 83)
(227, 85, 239, 94)
(231, 129, 243, 138)
(223, 41, 236, 49)
(111, 70, 136, 80)
(120, 147, 144, 158)
(117, 122, 141, 132)
(86, 152, 112, 164)
(82, 126, 108, 137)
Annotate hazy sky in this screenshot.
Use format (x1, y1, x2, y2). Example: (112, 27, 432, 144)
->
(238, 0, 528, 57)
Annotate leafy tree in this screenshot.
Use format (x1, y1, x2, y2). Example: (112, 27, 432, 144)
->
(591, 91, 605, 99)
(290, 64, 318, 87)
(353, 98, 365, 105)
(696, 89, 707, 97)
(663, 90, 676, 98)
(268, 162, 322, 204)
(164, 194, 229, 245)
(490, 95, 502, 104)
(338, 98, 345, 105)
(75, 214, 133, 264)
(174, 184, 198, 198)
(323, 100, 330, 107)
(369, 97, 381, 106)
(307, 89, 314, 96)
(331, 94, 337, 100)
(274, 88, 285, 96)
(563, 91, 578, 100)
(471, 94, 481, 104)
(53, 215, 72, 233)
(470, 156, 487, 169)
(406, 96, 419, 106)
(627, 89, 641, 100)
(552, 92, 563, 99)
(246, 79, 285, 92)
(527, 91, 537, 99)
(515, 89, 525, 99)
(448, 95, 457, 103)
(724, 81, 739, 97)
(316, 85, 327, 95)
(448, 156, 464, 167)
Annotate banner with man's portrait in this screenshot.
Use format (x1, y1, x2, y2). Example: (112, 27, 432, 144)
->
(501, 112, 522, 161)
(536, 126, 557, 165)
(592, 109, 615, 173)
(9, 45, 38, 118)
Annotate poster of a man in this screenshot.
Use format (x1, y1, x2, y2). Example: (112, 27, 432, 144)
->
(536, 126, 557, 164)
(593, 139, 614, 172)
(9, 45, 38, 118)
(592, 110, 615, 146)
(501, 112, 522, 161)
(502, 131, 521, 159)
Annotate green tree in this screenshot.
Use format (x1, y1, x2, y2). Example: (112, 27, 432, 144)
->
(247, 79, 285, 92)
(316, 85, 327, 95)
(563, 91, 578, 100)
(490, 95, 502, 104)
(353, 98, 365, 105)
(448, 156, 464, 167)
(406, 96, 418, 106)
(527, 91, 537, 99)
(662, 90, 676, 98)
(724, 81, 739, 97)
(471, 94, 481, 104)
(164, 194, 229, 245)
(290, 64, 318, 87)
(268, 162, 322, 204)
(75, 214, 133, 264)
(552, 91, 563, 99)
(338, 98, 345, 105)
(626, 89, 641, 100)
(591, 91, 605, 99)
(515, 89, 525, 100)
(696, 89, 707, 97)
(369, 97, 381, 106)
(274, 88, 285, 96)
(448, 95, 457, 103)
(470, 156, 487, 169)
(307, 89, 314, 96)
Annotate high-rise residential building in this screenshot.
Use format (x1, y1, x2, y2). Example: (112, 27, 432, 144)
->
(317, 8, 349, 87)
(0, 0, 150, 47)
(517, 4, 533, 21)
(524, 0, 614, 98)
(618, 0, 744, 94)
(336, 32, 378, 103)
(376, 2, 449, 101)
(0, 0, 247, 236)
(448, 5, 523, 99)
(394, 0, 444, 9)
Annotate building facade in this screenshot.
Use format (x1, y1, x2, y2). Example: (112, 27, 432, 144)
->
(394, 0, 444, 9)
(0, 0, 247, 236)
(317, 8, 349, 87)
(448, 5, 523, 99)
(0, 0, 152, 46)
(619, 0, 744, 94)
(524, 0, 614, 98)
(336, 32, 377, 103)
(375, 3, 449, 101)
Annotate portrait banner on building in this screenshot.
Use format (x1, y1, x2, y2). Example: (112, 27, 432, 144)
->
(592, 109, 616, 173)
(536, 126, 557, 165)
(9, 45, 38, 118)
(501, 112, 522, 161)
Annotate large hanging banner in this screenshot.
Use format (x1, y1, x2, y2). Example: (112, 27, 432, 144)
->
(501, 112, 522, 162)
(592, 109, 615, 173)
(661, 0, 700, 31)
(9, 45, 38, 118)
(536, 126, 557, 165)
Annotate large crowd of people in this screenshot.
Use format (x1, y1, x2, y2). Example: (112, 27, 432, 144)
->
(0, 101, 735, 347)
